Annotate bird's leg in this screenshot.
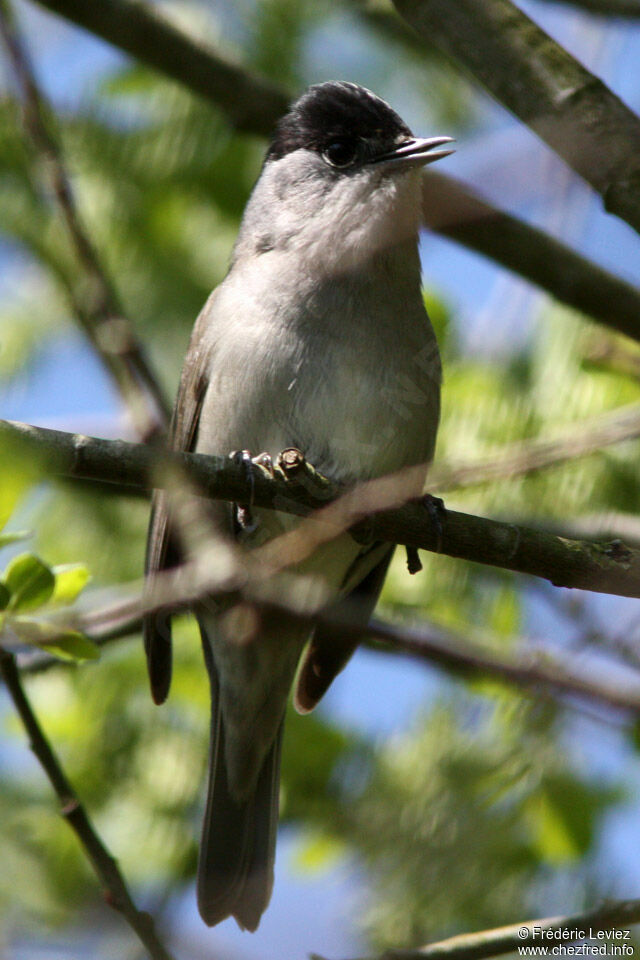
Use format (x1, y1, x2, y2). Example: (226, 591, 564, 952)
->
(230, 449, 274, 534)
(406, 494, 446, 574)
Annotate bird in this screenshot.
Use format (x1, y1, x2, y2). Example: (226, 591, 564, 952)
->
(143, 80, 452, 932)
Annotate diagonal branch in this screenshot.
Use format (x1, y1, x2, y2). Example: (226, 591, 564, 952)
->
(31, 0, 289, 135)
(364, 616, 640, 715)
(0, 0, 170, 439)
(3, 417, 640, 598)
(393, 0, 640, 235)
(0, 648, 176, 960)
(421, 173, 640, 343)
(429, 400, 640, 492)
(311, 896, 640, 960)
(29, 0, 640, 343)
(19, 584, 640, 718)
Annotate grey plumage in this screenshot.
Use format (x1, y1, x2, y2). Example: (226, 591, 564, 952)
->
(143, 81, 450, 930)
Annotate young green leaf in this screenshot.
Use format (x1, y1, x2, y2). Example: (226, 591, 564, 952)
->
(10, 617, 99, 662)
(51, 564, 91, 605)
(0, 581, 10, 611)
(5, 553, 55, 612)
(41, 631, 100, 663)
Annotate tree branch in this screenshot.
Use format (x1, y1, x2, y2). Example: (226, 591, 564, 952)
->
(537, 0, 640, 17)
(29, 0, 640, 343)
(429, 400, 640, 492)
(3, 417, 640, 598)
(312, 897, 640, 960)
(31, 0, 289, 135)
(19, 583, 640, 719)
(0, 0, 170, 439)
(422, 173, 640, 343)
(365, 616, 640, 715)
(0, 648, 176, 960)
(393, 0, 640, 236)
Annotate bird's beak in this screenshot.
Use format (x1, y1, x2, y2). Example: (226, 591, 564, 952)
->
(371, 136, 455, 170)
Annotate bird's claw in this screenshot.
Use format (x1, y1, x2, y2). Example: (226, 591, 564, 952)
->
(423, 493, 446, 554)
(229, 449, 260, 533)
(405, 494, 446, 573)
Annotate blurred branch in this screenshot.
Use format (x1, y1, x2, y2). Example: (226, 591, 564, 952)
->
(365, 616, 640, 714)
(4, 417, 640, 598)
(21, 590, 640, 722)
(582, 332, 640, 379)
(29, 0, 640, 342)
(31, 0, 289, 135)
(0, 648, 176, 960)
(422, 173, 640, 343)
(522, 512, 640, 548)
(314, 896, 640, 960)
(537, 0, 640, 17)
(0, 0, 169, 440)
(393, 0, 640, 235)
(429, 400, 640, 492)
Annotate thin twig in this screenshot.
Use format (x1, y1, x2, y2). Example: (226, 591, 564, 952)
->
(3, 416, 640, 598)
(429, 400, 640, 492)
(311, 896, 640, 960)
(0, 0, 170, 439)
(0, 648, 176, 960)
(364, 617, 640, 715)
(393, 0, 640, 235)
(17, 529, 640, 718)
(30, 0, 640, 342)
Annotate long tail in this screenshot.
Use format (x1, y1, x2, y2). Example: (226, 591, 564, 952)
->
(197, 627, 283, 931)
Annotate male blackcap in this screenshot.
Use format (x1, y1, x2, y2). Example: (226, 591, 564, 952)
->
(144, 81, 452, 930)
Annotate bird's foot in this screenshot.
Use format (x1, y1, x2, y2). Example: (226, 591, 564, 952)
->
(405, 494, 446, 574)
(230, 449, 273, 533)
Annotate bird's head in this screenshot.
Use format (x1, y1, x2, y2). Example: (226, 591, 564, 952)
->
(234, 81, 454, 273)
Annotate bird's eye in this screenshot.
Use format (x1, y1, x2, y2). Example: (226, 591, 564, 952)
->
(322, 139, 359, 168)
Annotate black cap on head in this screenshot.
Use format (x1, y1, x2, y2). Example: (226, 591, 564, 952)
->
(267, 81, 413, 164)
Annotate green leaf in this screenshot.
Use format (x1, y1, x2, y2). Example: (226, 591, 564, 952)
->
(51, 564, 91, 605)
(41, 631, 100, 663)
(10, 617, 99, 662)
(0, 530, 30, 548)
(0, 581, 10, 610)
(5, 553, 55, 612)
(292, 831, 345, 875)
(0, 434, 40, 531)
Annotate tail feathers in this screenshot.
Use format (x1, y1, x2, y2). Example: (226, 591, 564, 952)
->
(197, 703, 283, 931)
(142, 610, 173, 705)
(295, 548, 393, 714)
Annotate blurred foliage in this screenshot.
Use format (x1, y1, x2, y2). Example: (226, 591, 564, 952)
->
(0, 0, 639, 956)
(347, 699, 621, 947)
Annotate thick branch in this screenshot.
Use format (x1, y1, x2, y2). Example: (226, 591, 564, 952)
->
(0, 649, 176, 960)
(0, 0, 170, 438)
(314, 897, 640, 960)
(30, 0, 640, 342)
(422, 173, 640, 343)
(393, 0, 640, 235)
(3, 417, 640, 598)
(32, 0, 289, 135)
